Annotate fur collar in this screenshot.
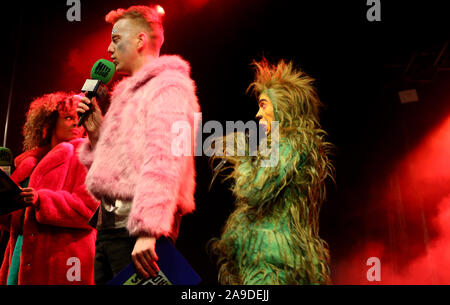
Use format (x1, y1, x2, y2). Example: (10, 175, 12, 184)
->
(12, 138, 85, 183)
(114, 55, 191, 93)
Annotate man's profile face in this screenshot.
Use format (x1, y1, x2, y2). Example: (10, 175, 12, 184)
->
(256, 93, 275, 134)
(108, 18, 139, 75)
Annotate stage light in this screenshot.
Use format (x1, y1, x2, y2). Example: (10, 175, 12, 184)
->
(155, 5, 165, 16)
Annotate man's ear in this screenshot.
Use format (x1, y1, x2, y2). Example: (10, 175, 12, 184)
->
(137, 32, 148, 51)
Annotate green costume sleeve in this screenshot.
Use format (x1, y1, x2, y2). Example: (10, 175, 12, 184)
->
(233, 142, 307, 206)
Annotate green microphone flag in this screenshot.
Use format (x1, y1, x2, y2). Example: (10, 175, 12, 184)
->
(90, 59, 115, 85)
(79, 59, 115, 126)
(81, 59, 115, 98)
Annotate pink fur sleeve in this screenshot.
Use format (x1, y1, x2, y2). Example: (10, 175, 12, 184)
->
(77, 139, 95, 169)
(127, 85, 193, 238)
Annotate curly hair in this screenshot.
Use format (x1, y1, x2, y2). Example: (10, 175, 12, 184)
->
(209, 58, 335, 284)
(22, 92, 78, 151)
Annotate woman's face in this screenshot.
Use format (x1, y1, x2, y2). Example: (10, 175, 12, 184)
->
(52, 107, 85, 146)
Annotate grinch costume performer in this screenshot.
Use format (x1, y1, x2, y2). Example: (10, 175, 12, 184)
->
(210, 59, 334, 285)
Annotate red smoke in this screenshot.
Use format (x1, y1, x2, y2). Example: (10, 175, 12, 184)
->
(185, 0, 210, 10)
(63, 27, 112, 91)
(334, 115, 450, 284)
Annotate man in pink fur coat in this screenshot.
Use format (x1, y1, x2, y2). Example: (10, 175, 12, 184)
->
(77, 5, 200, 284)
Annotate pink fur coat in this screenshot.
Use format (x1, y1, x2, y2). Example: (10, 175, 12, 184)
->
(78, 55, 200, 239)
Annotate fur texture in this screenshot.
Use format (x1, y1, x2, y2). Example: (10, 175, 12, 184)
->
(78, 55, 200, 239)
(209, 59, 334, 284)
(0, 138, 99, 285)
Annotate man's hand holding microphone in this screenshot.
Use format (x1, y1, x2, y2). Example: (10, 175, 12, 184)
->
(76, 59, 115, 147)
(76, 94, 103, 147)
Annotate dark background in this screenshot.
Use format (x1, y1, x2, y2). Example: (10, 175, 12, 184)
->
(0, 0, 449, 284)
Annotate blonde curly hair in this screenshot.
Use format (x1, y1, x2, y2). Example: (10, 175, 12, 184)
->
(22, 92, 78, 151)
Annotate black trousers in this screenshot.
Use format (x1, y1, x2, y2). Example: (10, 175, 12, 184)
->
(94, 228, 136, 285)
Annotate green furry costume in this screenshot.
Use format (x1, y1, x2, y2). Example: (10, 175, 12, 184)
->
(210, 59, 334, 285)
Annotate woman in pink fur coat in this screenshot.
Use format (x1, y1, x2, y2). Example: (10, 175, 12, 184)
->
(0, 92, 99, 285)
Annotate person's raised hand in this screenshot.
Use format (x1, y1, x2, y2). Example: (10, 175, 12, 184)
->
(76, 94, 103, 147)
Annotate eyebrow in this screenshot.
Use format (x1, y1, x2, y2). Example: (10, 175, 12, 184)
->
(259, 99, 268, 104)
(112, 29, 122, 37)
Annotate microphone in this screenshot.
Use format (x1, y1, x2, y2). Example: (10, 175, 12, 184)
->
(0, 147, 13, 176)
(78, 59, 115, 126)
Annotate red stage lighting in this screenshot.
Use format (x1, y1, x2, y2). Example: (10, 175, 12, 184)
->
(334, 113, 450, 284)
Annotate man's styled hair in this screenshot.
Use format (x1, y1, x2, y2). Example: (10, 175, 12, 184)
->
(105, 5, 164, 50)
